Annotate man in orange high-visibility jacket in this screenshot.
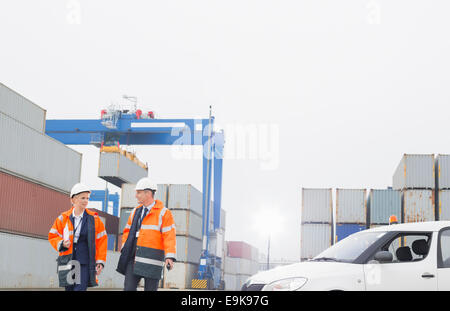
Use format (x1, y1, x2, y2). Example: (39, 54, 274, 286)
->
(116, 178, 176, 291)
(48, 183, 108, 290)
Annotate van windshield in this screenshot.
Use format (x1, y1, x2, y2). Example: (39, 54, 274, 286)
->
(312, 231, 386, 263)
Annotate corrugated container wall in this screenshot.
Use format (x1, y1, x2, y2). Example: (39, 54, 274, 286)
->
(121, 183, 167, 208)
(119, 208, 133, 234)
(0, 112, 82, 194)
(300, 223, 332, 260)
(163, 262, 199, 289)
(436, 155, 450, 189)
(368, 189, 402, 225)
(301, 188, 333, 223)
(172, 209, 203, 240)
(90, 208, 119, 235)
(176, 235, 202, 264)
(393, 154, 435, 190)
(336, 189, 367, 224)
(226, 241, 252, 260)
(0, 171, 71, 238)
(0, 232, 125, 289)
(98, 152, 148, 188)
(168, 184, 203, 216)
(335, 224, 366, 242)
(0, 82, 46, 133)
(402, 190, 435, 223)
(437, 190, 450, 220)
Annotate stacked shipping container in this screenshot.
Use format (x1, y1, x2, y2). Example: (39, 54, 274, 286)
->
(335, 189, 366, 242)
(367, 189, 402, 227)
(223, 241, 259, 291)
(393, 154, 436, 223)
(300, 188, 333, 261)
(436, 155, 450, 220)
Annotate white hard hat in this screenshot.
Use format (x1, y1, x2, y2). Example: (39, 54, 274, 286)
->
(70, 183, 91, 198)
(135, 178, 158, 192)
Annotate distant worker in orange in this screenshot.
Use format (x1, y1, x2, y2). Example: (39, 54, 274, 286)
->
(389, 215, 399, 225)
(48, 183, 108, 291)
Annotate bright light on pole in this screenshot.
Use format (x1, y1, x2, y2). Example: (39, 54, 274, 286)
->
(253, 209, 283, 270)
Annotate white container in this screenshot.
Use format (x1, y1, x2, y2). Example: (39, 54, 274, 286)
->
(224, 273, 238, 291)
(300, 223, 332, 260)
(120, 183, 167, 208)
(393, 154, 435, 190)
(436, 155, 450, 189)
(168, 184, 203, 216)
(119, 207, 133, 234)
(163, 262, 199, 289)
(172, 209, 203, 240)
(208, 231, 225, 258)
(301, 188, 333, 223)
(336, 189, 367, 224)
(224, 257, 239, 275)
(98, 152, 148, 188)
(176, 235, 202, 264)
(0, 82, 46, 133)
(0, 112, 82, 194)
(403, 190, 435, 223)
(0, 232, 124, 288)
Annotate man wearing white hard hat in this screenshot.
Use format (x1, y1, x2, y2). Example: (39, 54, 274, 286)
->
(117, 178, 177, 291)
(48, 183, 108, 291)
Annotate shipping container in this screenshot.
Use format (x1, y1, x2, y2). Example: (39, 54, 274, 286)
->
(90, 208, 119, 235)
(172, 209, 203, 240)
(336, 189, 367, 224)
(367, 189, 402, 225)
(335, 223, 366, 242)
(176, 235, 202, 264)
(167, 184, 203, 216)
(208, 231, 225, 258)
(119, 208, 133, 234)
(98, 152, 148, 188)
(226, 241, 252, 260)
(393, 154, 435, 190)
(438, 190, 450, 220)
(121, 183, 167, 208)
(0, 82, 46, 133)
(436, 155, 450, 189)
(0, 232, 124, 288)
(224, 273, 238, 291)
(162, 262, 199, 289)
(300, 223, 332, 259)
(220, 208, 226, 230)
(0, 171, 73, 238)
(402, 190, 435, 223)
(224, 256, 239, 275)
(301, 188, 333, 223)
(0, 112, 82, 194)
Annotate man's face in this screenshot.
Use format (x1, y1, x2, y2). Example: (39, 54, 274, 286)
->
(136, 190, 152, 204)
(71, 192, 90, 208)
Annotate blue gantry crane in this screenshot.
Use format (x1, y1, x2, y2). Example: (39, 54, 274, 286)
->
(45, 105, 225, 289)
(89, 189, 120, 216)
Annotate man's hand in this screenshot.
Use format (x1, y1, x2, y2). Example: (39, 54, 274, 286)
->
(96, 264, 103, 275)
(63, 240, 71, 249)
(165, 258, 174, 270)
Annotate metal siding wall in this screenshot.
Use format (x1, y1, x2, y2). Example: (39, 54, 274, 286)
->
(0, 112, 82, 193)
(300, 223, 332, 259)
(301, 188, 333, 223)
(437, 155, 450, 189)
(438, 190, 450, 220)
(0, 232, 125, 288)
(0, 82, 46, 133)
(176, 235, 202, 264)
(336, 189, 367, 224)
(0, 171, 71, 238)
(168, 184, 203, 216)
(368, 189, 402, 225)
(402, 190, 435, 223)
(118, 154, 148, 184)
(393, 154, 435, 190)
(171, 209, 203, 240)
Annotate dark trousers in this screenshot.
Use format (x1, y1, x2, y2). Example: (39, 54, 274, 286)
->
(65, 264, 89, 291)
(124, 261, 159, 291)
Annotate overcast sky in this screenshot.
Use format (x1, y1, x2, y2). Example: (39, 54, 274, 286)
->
(1, 0, 450, 261)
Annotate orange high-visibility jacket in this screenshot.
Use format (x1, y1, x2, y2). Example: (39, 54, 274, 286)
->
(119, 199, 176, 279)
(48, 207, 107, 287)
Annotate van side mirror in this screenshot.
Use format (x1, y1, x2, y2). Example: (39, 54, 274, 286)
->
(374, 251, 393, 263)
